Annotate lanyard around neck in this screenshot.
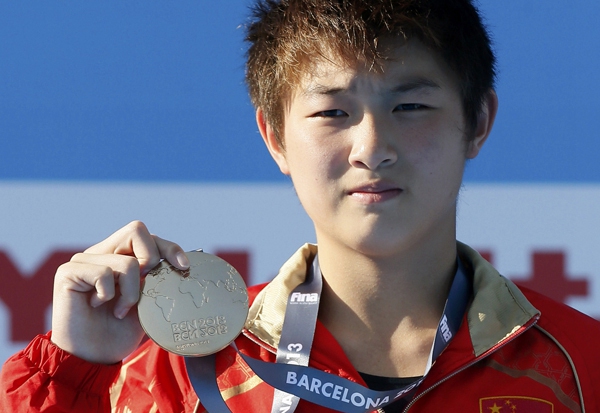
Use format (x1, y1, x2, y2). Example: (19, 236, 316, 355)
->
(185, 254, 472, 413)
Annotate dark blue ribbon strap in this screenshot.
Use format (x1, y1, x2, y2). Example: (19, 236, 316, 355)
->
(185, 354, 232, 413)
(186, 255, 472, 413)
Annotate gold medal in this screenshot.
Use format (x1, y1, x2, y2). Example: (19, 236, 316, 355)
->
(138, 251, 249, 356)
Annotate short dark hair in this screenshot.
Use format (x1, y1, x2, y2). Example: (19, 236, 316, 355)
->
(245, 0, 496, 144)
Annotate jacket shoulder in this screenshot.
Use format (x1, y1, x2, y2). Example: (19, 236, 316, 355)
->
(519, 286, 600, 408)
(520, 286, 600, 339)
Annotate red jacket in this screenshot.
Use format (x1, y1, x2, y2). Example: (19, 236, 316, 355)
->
(2, 243, 600, 412)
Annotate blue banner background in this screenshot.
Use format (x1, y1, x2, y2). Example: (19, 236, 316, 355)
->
(1, 1, 599, 183)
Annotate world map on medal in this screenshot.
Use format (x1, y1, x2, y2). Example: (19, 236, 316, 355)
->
(138, 251, 249, 356)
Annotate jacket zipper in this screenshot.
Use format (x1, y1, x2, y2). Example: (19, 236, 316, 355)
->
(400, 315, 540, 412)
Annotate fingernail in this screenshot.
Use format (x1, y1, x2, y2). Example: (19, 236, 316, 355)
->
(176, 252, 190, 268)
(115, 307, 127, 320)
(90, 295, 103, 308)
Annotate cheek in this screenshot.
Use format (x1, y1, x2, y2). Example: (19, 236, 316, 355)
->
(401, 124, 445, 167)
(319, 145, 349, 182)
(405, 114, 465, 160)
(288, 134, 349, 182)
(402, 124, 467, 192)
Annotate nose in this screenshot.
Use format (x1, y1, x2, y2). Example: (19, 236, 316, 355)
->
(348, 115, 398, 170)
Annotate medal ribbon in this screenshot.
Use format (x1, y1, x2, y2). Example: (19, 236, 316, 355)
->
(269, 256, 322, 413)
(185, 255, 471, 413)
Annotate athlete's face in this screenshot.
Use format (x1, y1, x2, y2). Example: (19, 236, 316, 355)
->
(259, 39, 496, 257)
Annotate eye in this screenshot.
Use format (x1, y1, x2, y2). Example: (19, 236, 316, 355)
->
(394, 103, 428, 111)
(311, 109, 348, 118)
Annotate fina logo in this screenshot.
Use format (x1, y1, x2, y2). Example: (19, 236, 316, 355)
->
(291, 292, 319, 303)
(440, 315, 452, 342)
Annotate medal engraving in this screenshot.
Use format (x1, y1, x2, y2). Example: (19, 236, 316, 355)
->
(138, 251, 249, 356)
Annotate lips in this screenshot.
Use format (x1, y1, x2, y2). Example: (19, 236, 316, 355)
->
(348, 181, 403, 204)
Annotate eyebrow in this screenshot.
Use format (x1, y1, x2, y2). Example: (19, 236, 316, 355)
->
(301, 77, 441, 97)
(390, 78, 441, 94)
(301, 84, 345, 97)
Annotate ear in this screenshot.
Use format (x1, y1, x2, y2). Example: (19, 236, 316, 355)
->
(256, 108, 290, 175)
(466, 89, 498, 159)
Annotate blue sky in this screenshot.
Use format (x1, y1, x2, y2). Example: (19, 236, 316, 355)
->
(1, 1, 598, 182)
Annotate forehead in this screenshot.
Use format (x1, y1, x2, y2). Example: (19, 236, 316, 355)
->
(292, 39, 458, 98)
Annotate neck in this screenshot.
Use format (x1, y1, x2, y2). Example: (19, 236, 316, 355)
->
(316, 234, 458, 377)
